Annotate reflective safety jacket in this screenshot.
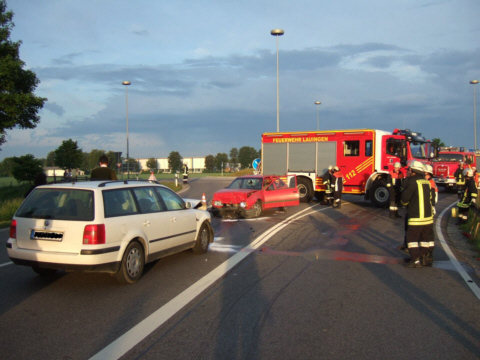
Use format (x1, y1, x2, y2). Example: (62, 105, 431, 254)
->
(322, 170, 333, 194)
(457, 177, 478, 209)
(454, 166, 465, 186)
(428, 178, 438, 206)
(386, 169, 404, 193)
(401, 174, 433, 226)
(332, 171, 345, 193)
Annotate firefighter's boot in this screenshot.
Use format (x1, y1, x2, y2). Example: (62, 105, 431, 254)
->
(406, 258, 422, 268)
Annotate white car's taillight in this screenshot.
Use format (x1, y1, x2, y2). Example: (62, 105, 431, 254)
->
(9, 219, 16, 239)
(83, 224, 106, 244)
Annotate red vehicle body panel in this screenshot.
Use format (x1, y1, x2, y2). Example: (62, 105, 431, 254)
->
(433, 147, 475, 188)
(212, 175, 299, 217)
(261, 128, 435, 207)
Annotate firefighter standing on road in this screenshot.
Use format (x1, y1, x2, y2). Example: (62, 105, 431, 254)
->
(386, 162, 404, 218)
(322, 165, 334, 206)
(401, 161, 434, 268)
(457, 168, 477, 225)
(424, 164, 438, 266)
(332, 166, 345, 209)
(454, 162, 465, 199)
(183, 163, 189, 184)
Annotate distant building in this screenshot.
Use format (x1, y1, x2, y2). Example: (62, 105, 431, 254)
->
(136, 157, 206, 173)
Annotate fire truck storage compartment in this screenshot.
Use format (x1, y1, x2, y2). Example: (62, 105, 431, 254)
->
(263, 141, 336, 203)
(263, 143, 287, 175)
(263, 142, 336, 176)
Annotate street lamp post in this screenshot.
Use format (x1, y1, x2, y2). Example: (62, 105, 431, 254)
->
(271, 29, 284, 132)
(122, 81, 131, 178)
(315, 101, 321, 130)
(471, 80, 479, 151)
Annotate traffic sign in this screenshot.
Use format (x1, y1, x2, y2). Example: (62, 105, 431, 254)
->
(252, 158, 261, 170)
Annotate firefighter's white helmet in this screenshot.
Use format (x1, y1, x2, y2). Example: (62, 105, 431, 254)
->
(334, 166, 339, 171)
(328, 165, 333, 170)
(408, 160, 425, 174)
(424, 164, 433, 175)
(393, 162, 401, 169)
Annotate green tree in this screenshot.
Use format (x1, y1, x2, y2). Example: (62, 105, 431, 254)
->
(215, 152, 228, 171)
(431, 138, 445, 148)
(54, 139, 83, 170)
(146, 157, 157, 172)
(238, 146, 259, 168)
(204, 155, 215, 172)
(45, 151, 55, 166)
(0, 1, 47, 148)
(229, 148, 238, 167)
(168, 151, 182, 172)
(0, 156, 14, 176)
(11, 154, 43, 183)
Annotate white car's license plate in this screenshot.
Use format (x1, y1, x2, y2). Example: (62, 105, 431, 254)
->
(30, 230, 63, 241)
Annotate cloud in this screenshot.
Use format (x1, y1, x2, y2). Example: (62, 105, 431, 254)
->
(43, 102, 65, 116)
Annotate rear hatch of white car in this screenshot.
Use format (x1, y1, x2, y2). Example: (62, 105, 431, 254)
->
(14, 188, 95, 253)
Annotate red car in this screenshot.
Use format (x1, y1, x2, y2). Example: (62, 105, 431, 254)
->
(211, 175, 299, 218)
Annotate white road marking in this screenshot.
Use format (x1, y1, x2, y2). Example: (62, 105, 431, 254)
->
(0, 262, 13, 268)
(436, 203, 480, 300)
(90, 204, 321, 360)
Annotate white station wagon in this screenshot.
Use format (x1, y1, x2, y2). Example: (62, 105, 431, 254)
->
(6, 180, 214, 284)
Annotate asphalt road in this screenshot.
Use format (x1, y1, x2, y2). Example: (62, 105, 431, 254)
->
(0, 178, 479, 360)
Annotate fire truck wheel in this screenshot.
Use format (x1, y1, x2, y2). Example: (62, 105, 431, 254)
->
(370, 180, 389, 208)
(297, 178, 314, 203)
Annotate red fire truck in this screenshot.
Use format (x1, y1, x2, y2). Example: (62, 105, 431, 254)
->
(432, 147, 475, 189)
(261, 128, 437, 207)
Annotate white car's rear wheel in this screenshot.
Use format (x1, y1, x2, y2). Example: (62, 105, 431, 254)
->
(115, 241, 144, 284)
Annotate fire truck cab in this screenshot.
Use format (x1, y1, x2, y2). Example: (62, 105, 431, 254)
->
(261, 128, 436, 207)
(432, 147, 475, 189)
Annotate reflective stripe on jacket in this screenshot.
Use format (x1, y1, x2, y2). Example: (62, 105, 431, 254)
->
(401, 174, 433, 226)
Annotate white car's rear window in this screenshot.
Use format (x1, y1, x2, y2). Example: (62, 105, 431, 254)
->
(16, 188, 94, 221)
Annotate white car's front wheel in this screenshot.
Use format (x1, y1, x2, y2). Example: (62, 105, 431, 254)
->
(192, 222, 212, 254)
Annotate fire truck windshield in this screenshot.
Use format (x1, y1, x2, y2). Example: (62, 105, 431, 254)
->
(432, 154, 464, 162)
(409, 141, 429, 159)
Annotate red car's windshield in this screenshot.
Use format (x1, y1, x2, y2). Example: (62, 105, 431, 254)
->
(227, 178, 263, 190)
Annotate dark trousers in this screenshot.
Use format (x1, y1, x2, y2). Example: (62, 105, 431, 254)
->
(406, 224, 434, 259)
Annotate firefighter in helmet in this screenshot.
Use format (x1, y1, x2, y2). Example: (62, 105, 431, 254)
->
(401, 161, 434, 268)
(322, 165, 334, 206)
(423, 164, 437, 266)
(456, 168, 477, 225)
(332, 166, 345, 209)
(386, 162, 404, 218)
(454, 161, 465, 199)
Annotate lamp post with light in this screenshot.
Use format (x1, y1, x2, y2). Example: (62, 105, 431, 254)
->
(271, 29, 284, 132)
(471, 80, 479, 151)
(122, 81, 131, 178)
(315, 101, 321, 130)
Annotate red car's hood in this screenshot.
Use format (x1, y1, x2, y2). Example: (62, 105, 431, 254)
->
(213, 188, 257, 203)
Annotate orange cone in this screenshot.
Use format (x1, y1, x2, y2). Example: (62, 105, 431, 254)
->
(148, 171, 156, 181)
(201, 193, 207, 210)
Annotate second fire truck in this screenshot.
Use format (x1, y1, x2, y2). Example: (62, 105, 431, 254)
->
(261, 128, 437, 207)
(432, 146, 475, 189)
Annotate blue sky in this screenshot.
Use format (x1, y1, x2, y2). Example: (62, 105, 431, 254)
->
(1, 0, 479, 161)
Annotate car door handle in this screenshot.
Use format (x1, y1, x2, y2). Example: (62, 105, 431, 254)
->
(171, 217, 176, 223)
(143, 221, 150, 227)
